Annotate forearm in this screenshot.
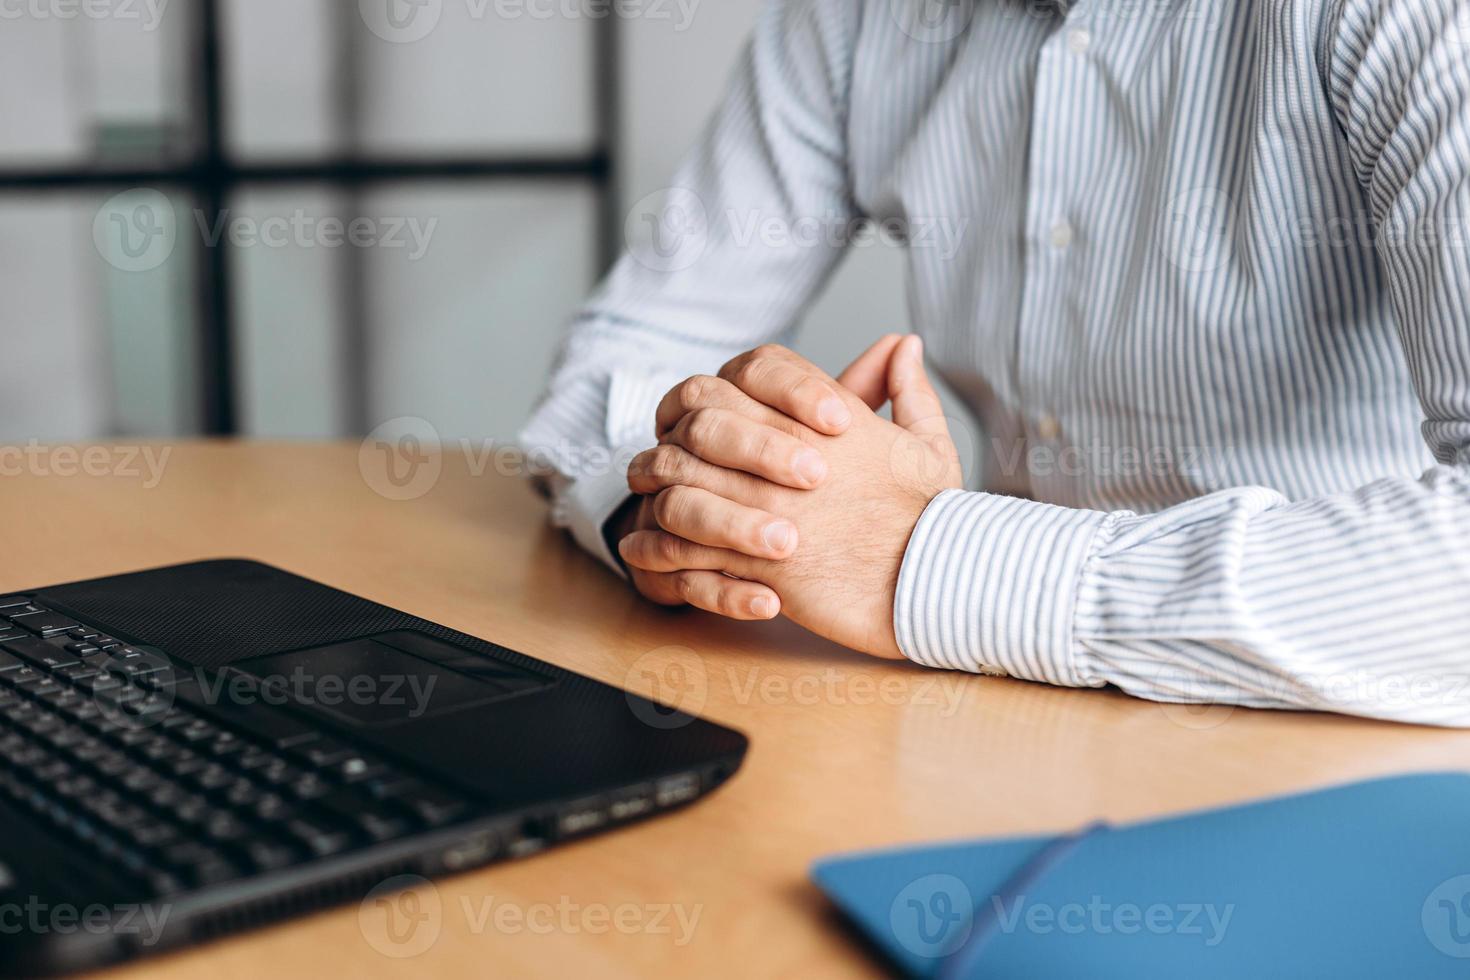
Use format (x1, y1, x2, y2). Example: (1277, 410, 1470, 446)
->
(897, 468, 1470, 724)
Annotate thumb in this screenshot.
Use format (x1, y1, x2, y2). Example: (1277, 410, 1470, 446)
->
(835, 333, 906, 410)
(888, 335, 952, 443)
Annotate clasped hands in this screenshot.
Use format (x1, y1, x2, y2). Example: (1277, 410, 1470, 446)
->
(613, 334, 963, 660)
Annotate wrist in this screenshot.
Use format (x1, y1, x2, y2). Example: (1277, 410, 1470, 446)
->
(602, 495, 643, 574)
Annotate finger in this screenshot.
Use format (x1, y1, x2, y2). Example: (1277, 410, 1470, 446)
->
(718, 344, 853, 434)
(888, 335, 953, 443)
(633, 567, 781, 621)
(654, 374, 794, 440)
(619, 529, 746, 574)
(651, 484, 798, 559)
(627, 444, 770, 504)
(835, 333, 906, 410)
(663, 407, 828, 489)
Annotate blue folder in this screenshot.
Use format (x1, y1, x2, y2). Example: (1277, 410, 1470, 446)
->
(812, 773, 1470, 978)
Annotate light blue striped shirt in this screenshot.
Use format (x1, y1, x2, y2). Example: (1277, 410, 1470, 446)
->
(522, 0, 1470, 724)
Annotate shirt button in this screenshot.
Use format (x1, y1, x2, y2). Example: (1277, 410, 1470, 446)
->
(1067, 28, 1092, 55)
(1048, 221, 1075, 250)
(1036, 414, 1062, 441)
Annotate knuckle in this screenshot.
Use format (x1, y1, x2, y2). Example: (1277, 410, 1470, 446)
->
(732, 358, 770, 392)
(673, 571, 699, 602)
(656, 532, 684, 564)
(752, 343, 788, 360)
(717, 351, 751, 381)
(685, 408, 724, 449)
(793, 375, 828, 403)
(651, 444, 687, 481)
(676, 375, 715, 412)
(753, 430, 784, 469)
(628, 449, 658, 481)
(653, 486, 685, 527)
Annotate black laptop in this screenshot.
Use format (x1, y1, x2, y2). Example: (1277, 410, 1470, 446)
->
(0, 559, 746, 975)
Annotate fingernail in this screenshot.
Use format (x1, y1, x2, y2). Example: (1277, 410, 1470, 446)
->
(793, 449, 827, 486)
(750, 595, 777, 618)
(818, 396, 851, 430)
(762, 521, 796, 554)
(617, 537, 632, 556)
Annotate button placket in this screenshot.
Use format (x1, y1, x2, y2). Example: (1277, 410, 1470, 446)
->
(1014, 14, 1089, 498)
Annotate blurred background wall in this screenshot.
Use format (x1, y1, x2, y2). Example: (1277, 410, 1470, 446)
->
(0, 0, 909, 444)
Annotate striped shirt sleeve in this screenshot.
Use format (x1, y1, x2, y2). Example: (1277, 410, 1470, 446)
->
(517, 0, 861, 572)
(896, 0, 1470, 726)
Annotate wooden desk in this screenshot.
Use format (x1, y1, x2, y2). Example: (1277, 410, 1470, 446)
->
(5, 442, 1467, 978)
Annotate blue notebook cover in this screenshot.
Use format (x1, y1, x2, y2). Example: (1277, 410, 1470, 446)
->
(812, 773, 1470, 978)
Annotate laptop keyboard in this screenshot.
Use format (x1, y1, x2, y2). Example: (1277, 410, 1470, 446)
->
(0, 595, 473, 898)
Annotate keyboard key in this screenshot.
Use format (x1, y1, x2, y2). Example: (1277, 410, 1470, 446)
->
(334, 755, 391, 783)
(244, 840, 298, 872)
(9, 612, 84, 636)
(1, 604, 44, 619)
(0, 631, 25, 644)
(66, 626, 99, 640)
(3, 665, 45, 686)
(400, 788, 469, 827)
(284, 818, 350, 857)
(1, 636, 79, 669)
(76, 671, 125, 694)
(0, 596, 32, 609)
(295, 739, 355, 768)
(254, 794, 293, 822)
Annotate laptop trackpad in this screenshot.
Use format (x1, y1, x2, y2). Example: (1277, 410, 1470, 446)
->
(230, 630, 554, 728)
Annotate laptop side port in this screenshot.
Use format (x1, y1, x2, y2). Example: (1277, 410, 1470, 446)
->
(439, 830, 499, 872)
(654, 772, 701, 808)
(556, 798, 609, 837)
(506, 816, 550, 858)
(608, 784, 655, 821)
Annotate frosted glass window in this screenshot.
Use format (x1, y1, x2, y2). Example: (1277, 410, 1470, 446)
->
(231, 188, 351, 437)
(362, 183, 596, 439)
(356, 7, 595, 155)
(223, 0, 342, 159)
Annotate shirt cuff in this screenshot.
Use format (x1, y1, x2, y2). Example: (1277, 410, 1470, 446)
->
(551, 367, 687, 577)
(893, 489, 1109, 686)
(559, 465, 637, 577)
